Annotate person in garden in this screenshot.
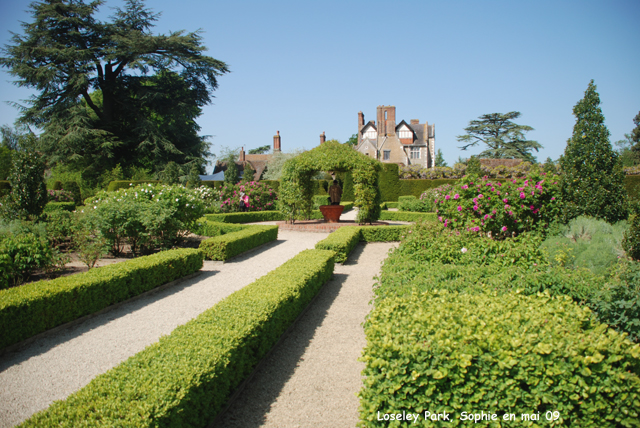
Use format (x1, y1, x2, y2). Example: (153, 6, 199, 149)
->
(239, 192, 249, 212)
(329, 180, 342, 205)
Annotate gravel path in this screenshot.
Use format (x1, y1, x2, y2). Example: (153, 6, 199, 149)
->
(216, 241, 397, 428)
(0, 230, 330, 428)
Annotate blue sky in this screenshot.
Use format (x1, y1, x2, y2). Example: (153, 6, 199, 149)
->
(1, 0, 639, 171)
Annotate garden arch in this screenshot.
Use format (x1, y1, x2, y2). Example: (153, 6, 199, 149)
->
(279, 141, 382, 224)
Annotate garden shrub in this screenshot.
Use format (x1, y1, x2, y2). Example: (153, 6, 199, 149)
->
(106, 180, 160, 192)
(50, 180, 63, 190)
(216, 181, 278, 213)
(417, 183, 454, 212)
(0, 248, 203, 350)
(0, 232, 53, 289)
(45, 209, 77, 248)
(204, 211, 286, 223)
(436, 172, 561, 238)
(199, 225, 278, 261)
(62, 181, 82, 204)
(19, 249, 334, 428)
(359, 289, 640, 427)
(398, 197, 430, 212)
(623, 213, 640, 260)
(6, 150, 47, 220)
(397, 195, 416, 202)
(0, 180, 10, 197)
(84, 184, 205, 255)
(559, 80, 629, 223)
(380, 201, 398, 210)
(541, 216, 627, 276)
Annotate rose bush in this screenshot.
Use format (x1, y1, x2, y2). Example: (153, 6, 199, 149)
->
(217, 181, 277, 213)
(435, 172, 561, 238)
(83, 184, 204, 255)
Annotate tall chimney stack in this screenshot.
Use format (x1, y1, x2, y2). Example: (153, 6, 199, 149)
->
(320, 132, 326, 145)
(239, 147, 245, 162)
(273, 131, 281, 152)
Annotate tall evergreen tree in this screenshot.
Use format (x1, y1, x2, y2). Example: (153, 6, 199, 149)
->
(457, 111, 541, 162)
(559, 80, 628, 223)
(434, 149, 448, 167)
(0, 0, 228, 184)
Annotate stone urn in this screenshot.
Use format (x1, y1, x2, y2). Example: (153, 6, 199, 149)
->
(319, 205, 344, 223)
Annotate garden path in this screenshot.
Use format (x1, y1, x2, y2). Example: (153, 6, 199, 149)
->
(216, 240, 398, 428)
(0, 230, 330, 428)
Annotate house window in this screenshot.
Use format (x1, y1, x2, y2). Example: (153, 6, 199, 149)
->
(398, 127, 413, 139)
(410, 147, 420, 159)
(383, 150, 390, 161)
(364, 129, 377, 140)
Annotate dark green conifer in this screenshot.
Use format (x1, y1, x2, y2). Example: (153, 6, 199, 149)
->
(559, 80, 628, 223)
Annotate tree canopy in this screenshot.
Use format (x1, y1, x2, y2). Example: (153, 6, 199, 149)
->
(0, 0, 229, 184)
(457, 112, 541, 163)
(248, 145, 271, 155)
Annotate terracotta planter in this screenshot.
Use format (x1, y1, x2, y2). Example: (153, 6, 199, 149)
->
(319, 205, 344, 223)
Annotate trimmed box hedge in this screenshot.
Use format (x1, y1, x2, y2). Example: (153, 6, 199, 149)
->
(0, 249, 203, 350)
(204, 211, 285, 223)
(199, 225, 278, 261)
(359, 289, 640, 427)
(20, 249, 335, 428)
(379, 210, 437, 222)
(315, 225, 409, 263)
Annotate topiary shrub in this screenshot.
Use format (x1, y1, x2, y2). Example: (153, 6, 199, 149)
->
(623, 214, 640, 260)
(559, 80, 629, 223)
(378, 163, 400, 201)
(50, 180, 63, 190)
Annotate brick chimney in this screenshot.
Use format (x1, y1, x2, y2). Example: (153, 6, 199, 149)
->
(273, 131, 281, 152)
(410, 119, 419, 125)
(320, 131, 326, 145)
(239, 147, 245, 162)
(358, 111, 365, 146)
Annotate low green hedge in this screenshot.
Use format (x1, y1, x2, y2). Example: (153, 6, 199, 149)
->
(359, 289, 640, 427)
(43, 201, 76, 212)
(315, 227, 362, 263)
(315, 226, 409, 263)
(379, 211, 437, 222)
(199, 225, 278, 261)
(192, 219, 246, 236)
(380, 201, 398, 210)
(21, 249, 335, 427)
(204, 211, 285, 223)
(106, 180, 160, 192)
(0, 249, 203, 350)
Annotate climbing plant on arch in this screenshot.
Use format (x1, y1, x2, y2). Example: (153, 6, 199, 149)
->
(279, 141, 383, 224)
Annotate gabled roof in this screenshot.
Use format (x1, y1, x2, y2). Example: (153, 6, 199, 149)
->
(356, 136, 378, 152)
(360, 121, 377, 134)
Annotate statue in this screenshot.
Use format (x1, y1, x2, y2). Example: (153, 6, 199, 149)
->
(328, 180, 342, 205)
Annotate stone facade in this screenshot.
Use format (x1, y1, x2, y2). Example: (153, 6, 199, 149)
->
(355, 106, 435, 168)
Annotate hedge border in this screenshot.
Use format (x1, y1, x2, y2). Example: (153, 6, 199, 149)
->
(0, 249, 203, 350)
(20, 249, 335, 428)
(379, 211, 437, 222)
(203, 202, 354, 224)
(199, 225, 279, 261)
(43, 201, 76, 212)
(315, 225, 410, 263)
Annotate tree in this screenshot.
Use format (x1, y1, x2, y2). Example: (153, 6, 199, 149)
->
(185, 164, 202, 188)
(631, 112, 640, 151)
(466, 156, 482, 177)
(6, 151, 47, 220)
(559, 80, 628, 223)
(614, 134, 637, 167)
(345, 134, 358, 147)
(0, 0, 228, 184)
(434, 149, 447, 167)
(224, 158, 239, 185)
(242, 162, 256, 182)
(248, 145, 271, 155)
(161, 161, 180, 185)
(263, 149, 304, 180)
(457, 112, 542, 163)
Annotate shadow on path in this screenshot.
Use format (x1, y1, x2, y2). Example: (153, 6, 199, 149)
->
(215, 272, 349, 428)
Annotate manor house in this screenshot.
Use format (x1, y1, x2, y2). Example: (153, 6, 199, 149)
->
(355, 105, 435, 168)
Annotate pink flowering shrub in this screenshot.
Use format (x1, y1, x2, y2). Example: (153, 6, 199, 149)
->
(217, 181, 278, 213)
(47, 189, 75, 203)
(435, 172, 561, 238)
